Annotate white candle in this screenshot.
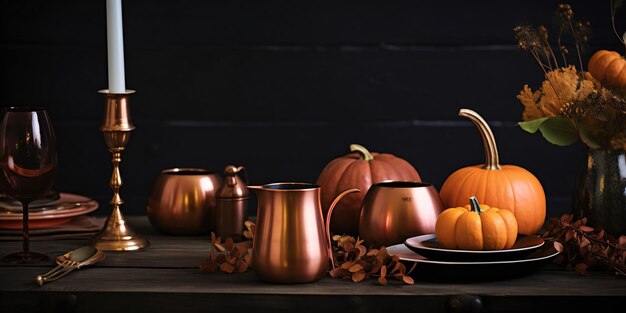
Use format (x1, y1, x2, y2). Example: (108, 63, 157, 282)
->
(106, 0, 126, 93)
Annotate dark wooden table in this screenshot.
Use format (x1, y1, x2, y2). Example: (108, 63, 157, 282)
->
(1, 216, 625, 313)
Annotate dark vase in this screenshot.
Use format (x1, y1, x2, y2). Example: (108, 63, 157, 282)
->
(572, 148, 626, 236)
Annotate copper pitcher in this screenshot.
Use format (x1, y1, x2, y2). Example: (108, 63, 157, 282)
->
(359, 181, 443, 247)
(248, 182, 359, 284)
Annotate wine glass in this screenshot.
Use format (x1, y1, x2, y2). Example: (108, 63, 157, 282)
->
(0, 107, 58, 264)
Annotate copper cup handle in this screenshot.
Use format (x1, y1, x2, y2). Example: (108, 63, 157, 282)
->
(325, 188, 360, 269)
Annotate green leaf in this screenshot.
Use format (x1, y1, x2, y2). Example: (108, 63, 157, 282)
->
(538, 117, 579, 146)
(518, 118, 549, 134)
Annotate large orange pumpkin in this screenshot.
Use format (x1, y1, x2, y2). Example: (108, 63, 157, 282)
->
(439, 109, 546, 235)
(588, 49, 626, 91)
(316, 144, 421, 235)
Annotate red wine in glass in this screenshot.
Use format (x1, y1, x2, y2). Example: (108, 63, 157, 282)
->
(0, 107, 58, 264)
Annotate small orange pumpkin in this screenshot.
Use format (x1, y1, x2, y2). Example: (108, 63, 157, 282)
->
(435, 196, 518, 250)
(316, 144, 421, 235)
(439, 109, 546, 235)
(588, 49, 626, 90)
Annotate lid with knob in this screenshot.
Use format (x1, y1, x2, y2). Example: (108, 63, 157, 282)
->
(216, 165, 249, 199)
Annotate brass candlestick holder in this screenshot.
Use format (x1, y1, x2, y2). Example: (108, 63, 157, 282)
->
(88, 89, 149, 251)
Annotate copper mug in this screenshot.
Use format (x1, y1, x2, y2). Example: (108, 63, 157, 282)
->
(248, 182, 359, 284)
(147, 168, 222, 235)
(359, 181, 443, 247)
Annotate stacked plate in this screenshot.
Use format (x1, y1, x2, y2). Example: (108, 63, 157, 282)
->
(0, 192, 99, 229)
(387, 234, 560, 282)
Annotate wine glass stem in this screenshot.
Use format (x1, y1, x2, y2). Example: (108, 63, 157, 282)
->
(22, 202, 30, 253)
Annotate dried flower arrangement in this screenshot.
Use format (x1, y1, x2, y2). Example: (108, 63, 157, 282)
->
(515, 3, 626, 150)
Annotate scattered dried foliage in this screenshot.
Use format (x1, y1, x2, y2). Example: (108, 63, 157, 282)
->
(329, 235, 415, 285)
(542, 214, 626, 276)
(199, 228, 254, 274)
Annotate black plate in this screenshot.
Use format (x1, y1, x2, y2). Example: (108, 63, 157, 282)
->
(388, 242, 560, 282)
(404, 234, 545, 262)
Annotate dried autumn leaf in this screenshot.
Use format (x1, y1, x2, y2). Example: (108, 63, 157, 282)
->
(244, 220, 255, 228)
(573, 219, 583, 228)
(225, 238, 235, 251)
(341, 261, 354, 270)
(378, 247, 389, 260)
(342, 241, 355, 252)
(243, 222, 256, 240)
(236, 260, 248, 273)
(366, 249, 379, 257)
(243, 230, 253, 240)
(560, 214, 573, 225)
(226, 254, 237, 265)
(351, 271, 366, 283)
(370, 257, 383, 274)
(575, 263, 588, 275)
(596, 229, 605, 240)
(215, 254, 226, 264)
(220, 262, 236, 273)
(579, 225, 594, 233)
(236, 244, 248, 257)
(229, 246, 240, 259)
(330, 267, 348, 278)
(401, 275, 414, 285)
(378, 276, 387, 285)
(357, 245, 367, 259)
(349, 263, 364, 273)
(553, 241, 564, 252)
(214, 242, 226, 253)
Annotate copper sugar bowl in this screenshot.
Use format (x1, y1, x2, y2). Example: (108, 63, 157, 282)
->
(146, 168, 222, 235)
(359, 181, 443, 247)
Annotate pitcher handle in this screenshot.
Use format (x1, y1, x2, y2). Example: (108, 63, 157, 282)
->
(325, 188, 360, 269)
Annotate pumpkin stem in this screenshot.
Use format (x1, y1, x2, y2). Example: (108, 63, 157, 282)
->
(459, 109, 501, 170)
(469, 196, 482, 215)
(350, 144, 374, 161)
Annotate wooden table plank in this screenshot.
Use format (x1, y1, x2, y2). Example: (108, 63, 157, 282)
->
(1, 216, 625, 313)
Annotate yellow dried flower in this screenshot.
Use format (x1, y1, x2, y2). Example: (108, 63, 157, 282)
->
(518, 66, 598, 121)
(517, 85, 543, 121)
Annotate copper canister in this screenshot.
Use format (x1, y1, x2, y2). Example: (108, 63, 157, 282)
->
(215, 165, 249, 241)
